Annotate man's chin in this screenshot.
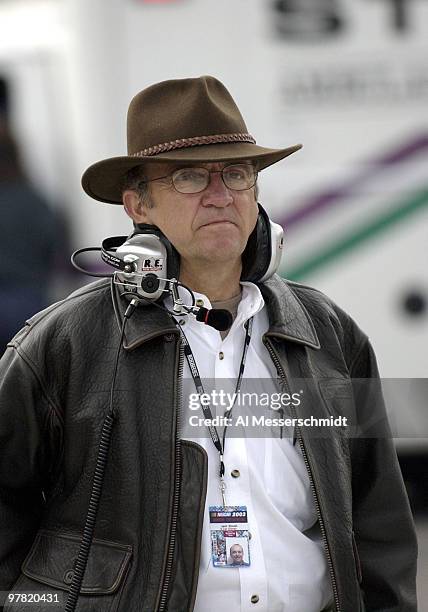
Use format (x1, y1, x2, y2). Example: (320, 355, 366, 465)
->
(197, 244, 242, 264)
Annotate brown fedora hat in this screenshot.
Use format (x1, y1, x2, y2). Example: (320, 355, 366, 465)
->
(81, 75, 302, 204)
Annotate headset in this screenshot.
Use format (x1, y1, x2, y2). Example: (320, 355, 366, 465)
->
(72, 204, 284, 330)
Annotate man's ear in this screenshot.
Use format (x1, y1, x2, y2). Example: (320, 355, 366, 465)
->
(122, 190, 147, 224)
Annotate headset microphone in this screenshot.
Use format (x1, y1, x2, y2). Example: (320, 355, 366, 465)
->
(168, 276, 232, 331)
(195, 307, 233, 332)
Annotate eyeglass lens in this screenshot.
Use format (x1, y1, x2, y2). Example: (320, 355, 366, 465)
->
(172, 164, 256, 194)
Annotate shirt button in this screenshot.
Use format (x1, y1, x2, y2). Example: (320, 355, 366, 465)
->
(179, 319, 185, 325)
(196, 299, 204, 307)
(231, 469, 240, 478)
(219, 351, 224, 360)
(251, 595, 259, 604)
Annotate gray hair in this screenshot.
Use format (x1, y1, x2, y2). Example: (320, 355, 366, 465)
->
(121, 164, 260, 207)
(122, 166, 154, 208)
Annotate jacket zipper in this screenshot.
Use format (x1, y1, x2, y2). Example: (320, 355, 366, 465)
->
(157, 339, 184, 612)
(263, 337, 341, 612)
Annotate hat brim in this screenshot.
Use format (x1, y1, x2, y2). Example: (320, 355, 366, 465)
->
(81, 142, 303, 204)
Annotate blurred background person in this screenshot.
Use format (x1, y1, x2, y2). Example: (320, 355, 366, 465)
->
(0, 77, 65, 354)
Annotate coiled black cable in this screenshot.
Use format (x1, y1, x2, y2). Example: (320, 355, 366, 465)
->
(64, 415, 114, 611)
(64, 298, 139, 612)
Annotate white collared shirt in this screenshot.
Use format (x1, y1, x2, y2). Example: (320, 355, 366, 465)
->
(178, 282, 333, 612)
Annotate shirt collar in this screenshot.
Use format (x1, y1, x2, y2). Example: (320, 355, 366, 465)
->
(187, 282, 264, 323)
(112, 275, 320, 351)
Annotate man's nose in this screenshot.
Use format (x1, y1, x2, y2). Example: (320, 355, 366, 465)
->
(200, 171, 233, 207)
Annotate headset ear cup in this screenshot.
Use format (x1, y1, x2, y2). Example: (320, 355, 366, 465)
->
(132, 223, 180, 281)
(241, 205, 272, 282)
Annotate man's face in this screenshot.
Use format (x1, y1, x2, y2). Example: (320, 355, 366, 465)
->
(230, 544, 244, 564)
(124, 161, 258, 269)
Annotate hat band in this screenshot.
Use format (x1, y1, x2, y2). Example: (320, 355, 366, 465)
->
(132, 132, 256, 157)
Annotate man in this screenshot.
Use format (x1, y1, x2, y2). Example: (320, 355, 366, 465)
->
(0, 76, 417, 611)
(229, 544, 249, 567)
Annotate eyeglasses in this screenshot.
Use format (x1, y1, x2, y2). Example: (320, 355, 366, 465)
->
(139, 163, 257, 194)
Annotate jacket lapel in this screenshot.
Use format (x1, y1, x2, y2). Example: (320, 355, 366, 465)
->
(259, 276, 320, 349)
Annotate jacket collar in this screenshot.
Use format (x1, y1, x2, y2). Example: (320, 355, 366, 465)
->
(111, 281, 179, 350)
(259, 275, 320, 349)
(112, 275, 320, 351)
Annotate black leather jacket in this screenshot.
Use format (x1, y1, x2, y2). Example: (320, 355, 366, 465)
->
(0, 275, 417, 611)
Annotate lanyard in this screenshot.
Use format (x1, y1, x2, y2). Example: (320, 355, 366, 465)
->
(178, 317, 253, 505)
